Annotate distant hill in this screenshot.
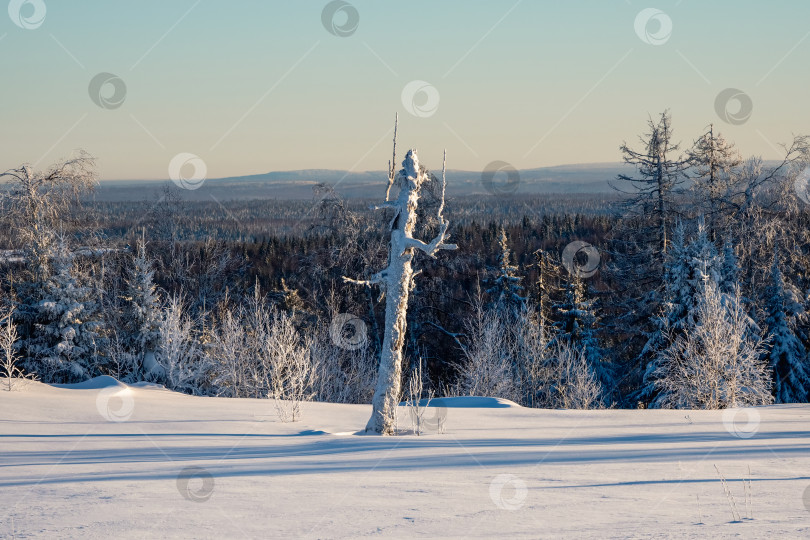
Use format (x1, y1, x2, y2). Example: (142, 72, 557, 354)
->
(93, 162, 638, 202)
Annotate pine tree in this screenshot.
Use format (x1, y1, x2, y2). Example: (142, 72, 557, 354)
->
(638, 222, 689, 402)
(686, 218, 723, 291)
(531, 247, 558, 342)
(763, 253, 810, 403)
(532, 249, 552, 319)
(720, 238, 740, 295)
(554, 275, 589, 343)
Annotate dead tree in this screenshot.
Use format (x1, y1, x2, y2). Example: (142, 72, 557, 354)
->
(613, 111, 687, 260)
(345, 124, 456, 434)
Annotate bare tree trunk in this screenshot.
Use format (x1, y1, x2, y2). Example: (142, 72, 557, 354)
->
(657, 155, 668, 256)
(370, 227, 414, 433)
(345, 145, 455, 434)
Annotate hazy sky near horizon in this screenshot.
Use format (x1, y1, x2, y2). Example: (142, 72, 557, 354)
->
(1, 0, 809, 180)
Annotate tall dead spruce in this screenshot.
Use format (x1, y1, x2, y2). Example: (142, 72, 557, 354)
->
(345, 119, 456, 434)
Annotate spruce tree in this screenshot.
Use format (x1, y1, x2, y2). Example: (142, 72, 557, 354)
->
(720, 238, 740, 294)
(615, 110, 688, 259)
(553, 274, 611, 397)
(25, 237, 102, 382)
(487, 227, 525, 316)
(123, 238, 163, 381)
(531, 247, 558, 341)
(639, 219, 724, 404)
(763, 253, 810, 403)
(638, 222, 690, 402)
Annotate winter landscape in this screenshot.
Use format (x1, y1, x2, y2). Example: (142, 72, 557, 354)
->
(3, 1, 810, 538)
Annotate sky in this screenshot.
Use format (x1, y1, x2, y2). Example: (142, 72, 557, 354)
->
(1, 0, 809, 180)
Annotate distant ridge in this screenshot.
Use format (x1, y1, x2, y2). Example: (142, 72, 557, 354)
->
(94, 162, 636, 201)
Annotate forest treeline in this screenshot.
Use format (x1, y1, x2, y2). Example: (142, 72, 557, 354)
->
(2, 111, 810, 410)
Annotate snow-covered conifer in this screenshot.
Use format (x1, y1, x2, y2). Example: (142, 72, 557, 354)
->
(615, 111, 688, 258)
(25, 236, 102, 383)
(762, 252, 810, 403)
(487, 227, 525, 315)
(640, 220, 729, 403)
(552, 274, 611, 400)
(720, 238, 740, 294)
(123, 238, 162, 381)
(531, 247, 558, 339)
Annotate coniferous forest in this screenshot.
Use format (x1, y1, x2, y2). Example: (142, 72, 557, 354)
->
(3, 111, 810, 411)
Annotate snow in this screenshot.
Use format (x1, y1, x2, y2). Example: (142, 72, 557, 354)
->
(52, 375, 126, 390)
(412, 396, 520, 408)
(2, 380, 810, 538)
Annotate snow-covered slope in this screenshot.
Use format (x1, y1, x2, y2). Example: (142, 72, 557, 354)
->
(2, 379, 809, 538)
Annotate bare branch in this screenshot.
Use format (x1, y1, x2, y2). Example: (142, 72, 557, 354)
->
(385, 113, 398, 202)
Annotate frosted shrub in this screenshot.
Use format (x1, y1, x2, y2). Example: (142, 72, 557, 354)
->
(653, 281, 772, 409)
(156, 295, 205, 394)
(310, 324, 375, 404)
(542, 340, 602, 410)
(268, 309, 314, 422)
(406, 359, 434, 436)
(1, 307, 34, 391)
(455, 299, 518, 402)
(514, 305, 550, 408)
(210, 309, 251, 397)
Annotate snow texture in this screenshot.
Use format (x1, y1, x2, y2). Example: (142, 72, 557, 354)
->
(2, 380, 810, 538)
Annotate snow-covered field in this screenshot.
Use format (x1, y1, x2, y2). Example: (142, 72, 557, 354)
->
(2, 378, 810, 539)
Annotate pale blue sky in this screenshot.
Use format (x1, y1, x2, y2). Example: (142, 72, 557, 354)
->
(1, 0, 808, 180)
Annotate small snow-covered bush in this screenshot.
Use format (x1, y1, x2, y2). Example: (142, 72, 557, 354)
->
(405, 359, 435, 436)
(207, 294, 316, 420)
(310, 320, 375, 405)
(541, 340, 602, 410)
(267, 309, 314, 422)
(156, 295, 206, 394)
(1, 307, 33, 391)
(310, 338, 375, 405)
(455, 300, 518, 402)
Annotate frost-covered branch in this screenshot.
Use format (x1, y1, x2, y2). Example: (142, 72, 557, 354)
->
(405, 223, 457, 257)
(342, 271, 387, 289)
